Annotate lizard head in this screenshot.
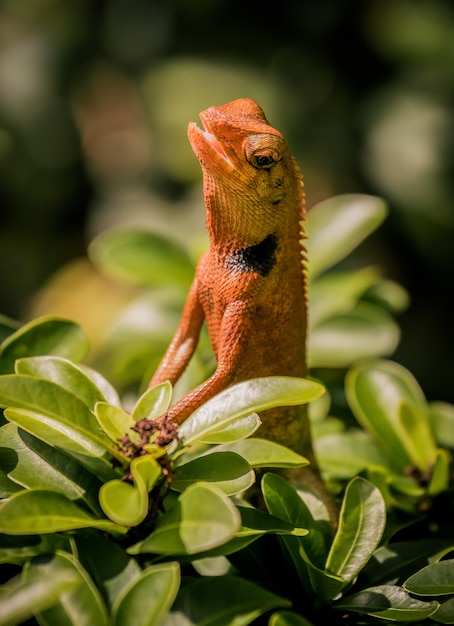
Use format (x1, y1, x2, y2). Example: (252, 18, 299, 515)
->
(188, 98, 304, 245)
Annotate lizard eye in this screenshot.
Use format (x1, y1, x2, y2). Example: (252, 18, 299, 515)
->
(253, 153, 276, 168)
(245, 134, 285, 169)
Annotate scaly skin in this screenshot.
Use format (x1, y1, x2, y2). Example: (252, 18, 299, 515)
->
(150, 98, 335, 520)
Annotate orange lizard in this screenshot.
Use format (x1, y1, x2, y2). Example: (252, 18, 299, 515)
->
(150, 98, 334, 515)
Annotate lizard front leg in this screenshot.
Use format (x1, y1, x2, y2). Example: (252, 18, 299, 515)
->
(161, 298, 254, 425)
(149, 278, 205, 387)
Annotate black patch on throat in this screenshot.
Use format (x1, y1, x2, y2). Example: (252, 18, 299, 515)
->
(226, 233, 278, 277)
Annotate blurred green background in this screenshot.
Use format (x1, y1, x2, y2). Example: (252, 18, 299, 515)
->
(0, 0, 453, 401)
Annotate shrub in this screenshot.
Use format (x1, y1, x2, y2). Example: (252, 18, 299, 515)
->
(0, 195, 453, 625)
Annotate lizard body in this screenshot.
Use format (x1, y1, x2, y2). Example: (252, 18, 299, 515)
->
(150, 98, 333, 513)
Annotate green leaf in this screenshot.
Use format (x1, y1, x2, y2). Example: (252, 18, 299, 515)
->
(24, 551, 109, 626)
(0, 532, 71, 565)
(131, 382, 173, 421)
(163, 576, 291, 626)
(309, 303, 400, 368)
(112, 562, 180, 626)
(172, 452, 255, 495)
(0, 424, 102, 514)
(364, 467, 423, 511)
(215, 438, 309, 468)
(309, 266, 380, 326)
(365, 278, 410, 313)
(99, 456, 162, 527)
(361, 540, 454, 587)
(404, 560, 454, 596)
(0, 317, 88, 374)
(433, 596, 454, 624)
(262, 473, 325, 568)
(335, 584, 439, 621)
(305, 194, 388, 277)
(0, 555, 80, 626)
(346, 360, 437, 472)
(89, 227, 195, 288)
(261, 473, 337, 598)
(399, 401, 439, 472)
(0, 375, 114, 449)
(0, 314, 20, 343)
(326, 477, 386, 587)
(4, 407, 122, 480)
(315, 431, 390, 480)
(0, 470, 23, 498)
(193, 413, 261, 444)
(131, 482, 240, 555)
(15, 356, 106, 409)
(74, 533, 142, 610)
(82, 365, 121, 407)
(429, 401, 454, 449)
(94, 402, 134, 443)
(237, 505, 309, 538)
(179, 377, 325, 445)
(428, 449, 451, 495)
(269, 610, 315, 626)
(0, 489, 126, 535)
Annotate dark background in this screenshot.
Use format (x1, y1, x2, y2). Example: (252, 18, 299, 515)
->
(0, 0, 453, 401)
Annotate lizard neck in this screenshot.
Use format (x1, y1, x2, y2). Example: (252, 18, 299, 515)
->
(203, 156, 305, 260)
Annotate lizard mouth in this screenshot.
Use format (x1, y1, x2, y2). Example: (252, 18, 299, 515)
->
(188, 117, 233, 167)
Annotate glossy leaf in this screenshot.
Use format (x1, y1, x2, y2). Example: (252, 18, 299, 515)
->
(99, 455, 162, 527)
(132, 482, 240, 555)
(261, 473, 341, 600)
(326, 477, 386, 587)
(179, 377, 325, 445)
(0, 533, 71, 565)
(24, 551, 109, 626)
(0, 467, 22, 498)
(74, 533, 142, 610)
(361, 539, 454, 587)
(172, 452, 255, 495)
(0, 556, 80, 626)
(15, 356, 106, 409)
(315, 431, 390, 480)
(192, 555, 231, 576)
(131, 382, 173, 421)
(335, 584, 439, 621)
(82, 364, 121, 406)
(0, 317, 88, 374)
(4, 406, 123, 481)
(214, 438, 309, 468)
(0, 375, 114, 449)
(404, 560, 454, 596)
(346, 360, 437, 472)
(364, 467, 423, 511)
(195, 412, 261, 444)
(163, 575, 291, 626)
(89, 227, 195, 288)
(428, 449, 451, 495)
(0, 423, 101, 513)
(94, 402, 134, 443)
(112, 562, 180, 626)
(309, 266, 380, 326)
(237, 505, 309, 538)
(309, 304, 400, 368)
(305, 194, 388, 277)
(0, 489, 126, 535)
(433, 596, 454, 624)
(262, 473, 325, 569)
